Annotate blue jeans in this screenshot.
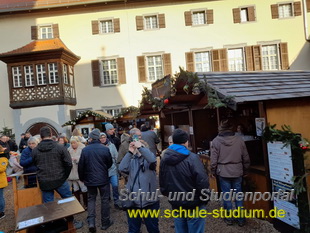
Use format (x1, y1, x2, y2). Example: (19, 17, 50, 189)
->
(0, 188, 4, 212)
(42, 181, 72, 203)
(174, 205, 206, 233)
(127, 202, 159, 233)
(109, 175, 119, 202)
(219, 176, 245, 223)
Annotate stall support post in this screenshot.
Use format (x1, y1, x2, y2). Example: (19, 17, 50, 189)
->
(188, 107, 196, 153)
(258, 101, 273, 213)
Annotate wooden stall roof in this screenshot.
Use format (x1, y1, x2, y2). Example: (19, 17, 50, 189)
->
(197, 71, 310, 104)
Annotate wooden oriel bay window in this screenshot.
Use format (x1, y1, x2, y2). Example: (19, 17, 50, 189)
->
(6, 60, 77, 108)
(0, 38, 80, 109)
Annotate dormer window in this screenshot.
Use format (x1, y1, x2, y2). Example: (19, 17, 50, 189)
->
(39, 25, 53, 39)
(31, 24, 59, 40)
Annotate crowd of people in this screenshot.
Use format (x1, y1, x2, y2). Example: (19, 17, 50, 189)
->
(0, 119, 250, 233)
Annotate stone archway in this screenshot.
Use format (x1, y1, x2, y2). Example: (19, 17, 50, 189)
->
(26, 122, 59, 137)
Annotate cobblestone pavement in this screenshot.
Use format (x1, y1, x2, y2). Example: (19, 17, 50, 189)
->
(1, 180, 279, 233)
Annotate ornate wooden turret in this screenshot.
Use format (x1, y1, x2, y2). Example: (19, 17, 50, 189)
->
(0, 38, 80, 109)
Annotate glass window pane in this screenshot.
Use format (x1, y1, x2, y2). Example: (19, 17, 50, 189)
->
(262, 45, 279, 70)
(240, 8, 248, 22)
(101, 59, 118, 85)
(192, 11, 205, 25)
(195, 52, 211, 72)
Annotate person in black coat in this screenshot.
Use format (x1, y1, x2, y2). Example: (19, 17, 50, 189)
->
(19, 132, 31, 153)
(159, 129, 209, 233)
(78, 129, 113, 232)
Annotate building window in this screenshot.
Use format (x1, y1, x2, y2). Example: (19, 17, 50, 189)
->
(194, 52, 211, 72)
(147, 55, 163, 81)
(100, 20, 113, 33)
(240, 8, 249, 22)
(101, 59, 118, 85)
(262, 45, 279, 70)
(192, 11, 206, 25)
(63, 64, 69, 84)
(233, 6, 255, 23)
(228, 48, 245, 71)
(105, 108, 121, 117)
(144, 15, 158, 29)
(39, 25, 53, 39)
(36, 64, 47, 85)
(24, 65, 34, 86)
(12, 67, 22, 88)
(279, 3, 293, 18)
(48, 63, 58, 84)
(76, 108, 92, 116)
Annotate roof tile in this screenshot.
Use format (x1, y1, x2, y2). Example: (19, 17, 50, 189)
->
(0, 38, 74, 56)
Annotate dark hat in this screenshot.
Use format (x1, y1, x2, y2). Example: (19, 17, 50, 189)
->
(172, 129, 189, 144)
(89, 128, 100, 140)
(118, 126, 124, 131)
(218, 119, 233, 133)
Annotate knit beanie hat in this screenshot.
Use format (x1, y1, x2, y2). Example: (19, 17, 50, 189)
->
(172, 129, 189, 144)
(89, 128, 100, 140)
(105, 123, 114, 131)
(218, 119, 233, 133)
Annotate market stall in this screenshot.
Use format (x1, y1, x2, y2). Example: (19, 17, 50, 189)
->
(62, 110, 113, 137)
(142, 69, 310, 231)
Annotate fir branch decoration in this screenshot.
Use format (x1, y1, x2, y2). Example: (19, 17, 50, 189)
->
(263, 124, 309, 195)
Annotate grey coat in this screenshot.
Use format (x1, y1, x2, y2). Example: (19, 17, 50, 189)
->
(106, 141, 118, 177)
(119, 147, 157, 208)
(141, 130, 160, 156)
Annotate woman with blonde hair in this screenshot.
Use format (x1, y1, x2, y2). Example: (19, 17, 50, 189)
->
(68, 136, 87, 209)
(72, 128, 87, 144)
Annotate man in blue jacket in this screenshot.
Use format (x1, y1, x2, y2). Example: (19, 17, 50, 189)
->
(159, 129, 209, 233)
(78, 128, 113, 232)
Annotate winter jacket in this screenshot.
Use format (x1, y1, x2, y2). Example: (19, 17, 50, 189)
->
(68, 143, 85, 180)
(106, 133, 121, 151)
(0, 156, 8, 188)
(159, 144, 209, 209)
(20, 146, 37, 185)
(32, 139, 72, 191)
(105, 141, 118, 177)
(8, 140, 18, 152)
(117, 133, 131, 164)
(19, 137, 29, 153)
(0, 141, 10, 159)
(119, 147, 157, 208)
(141, 130, 160, 156)
(78, 140, 112, 187)
(9, 155, 23, 173)
(20, 147, 37, 174)
(211, 135, 250, 178)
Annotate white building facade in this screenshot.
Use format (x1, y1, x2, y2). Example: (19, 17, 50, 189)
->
(0, 0, 310, 139)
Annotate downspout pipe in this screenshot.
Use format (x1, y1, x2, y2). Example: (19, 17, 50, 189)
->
(302, 0, 310, 41)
